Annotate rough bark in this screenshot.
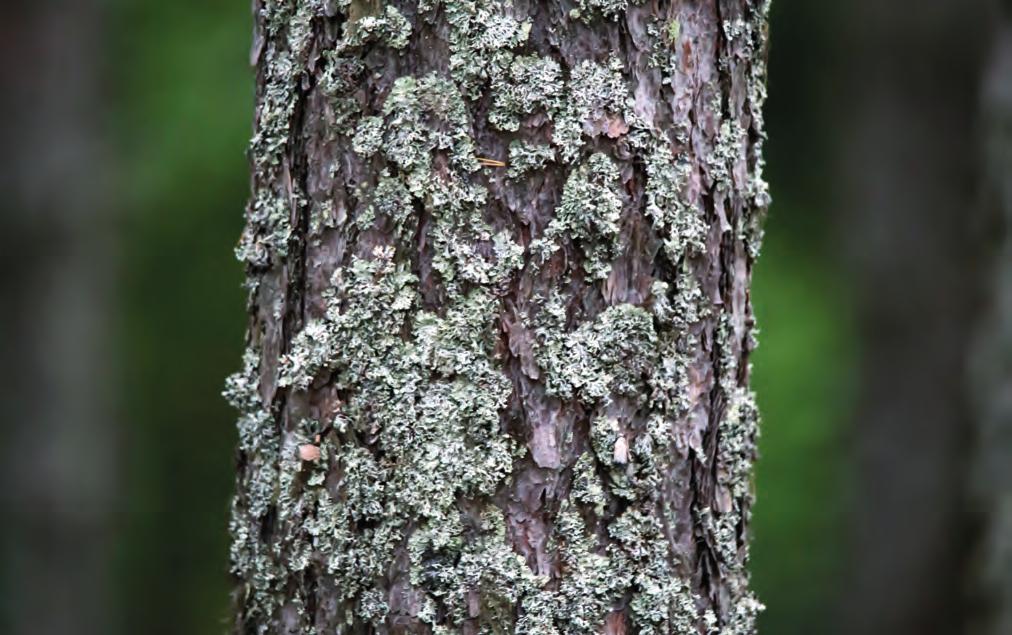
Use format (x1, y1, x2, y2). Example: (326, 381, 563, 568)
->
(228, 1, 770, 632)
(968, 9, 1012, 633)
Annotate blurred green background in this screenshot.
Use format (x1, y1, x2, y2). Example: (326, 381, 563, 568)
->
(106, 1, 856, 633)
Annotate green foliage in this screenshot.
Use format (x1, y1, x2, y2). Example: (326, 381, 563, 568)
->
(108, 0, 250, 633)
(749, 230, 856, 633)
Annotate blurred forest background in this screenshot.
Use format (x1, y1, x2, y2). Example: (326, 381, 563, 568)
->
(1, 0, 1005, 634)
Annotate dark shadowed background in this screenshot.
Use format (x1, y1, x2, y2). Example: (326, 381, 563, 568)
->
(1, 0, 1005, 633)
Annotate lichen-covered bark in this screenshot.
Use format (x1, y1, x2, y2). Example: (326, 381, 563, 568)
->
(227, 1, 770, 632)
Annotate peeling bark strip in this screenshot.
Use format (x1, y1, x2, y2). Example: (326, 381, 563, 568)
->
(227, 1, 770, 633)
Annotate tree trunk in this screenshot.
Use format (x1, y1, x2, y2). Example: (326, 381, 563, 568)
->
(228, 1, 770, 632)
(968, 9, 1012, 634)
(832, 2, 992, 633)
(0, 2, 114, 634)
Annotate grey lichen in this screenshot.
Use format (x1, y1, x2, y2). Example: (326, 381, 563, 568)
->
(425, 1, 533, 99)
(351, 115, 384, 157)
(532, 152, 625, 279)
(317, 51, 365, 128)
(488, 55, 564, 132)
(354, 170, 413, 235)
(665, 18, 681, 45)
(642, 141, 708, 265)
(344, 4, 412, 50)
(236, 0, 326, 268)
(225, 347, 278, 521)
(379, 74, 476, 175)
(267, 246, 520, 626)
(553, 57, 633, 163)
(573, 0, 640, 21)
(507, 140, 555, 179)
(534, 300, 657, 401)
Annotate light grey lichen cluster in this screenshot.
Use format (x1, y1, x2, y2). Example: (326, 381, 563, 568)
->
(224, 347, 282, 619)
(317, 50, 366, 129)
(489, 55, 564, 132)
(416, 3, 637, 168)
(229, 0, 771, 632)
(531, 153, 625, 279)
(344, 4, 412, 49)
(237, 0, 414, 267)
(234, 245, 520, 626)
(571, 0, 642, 22)
(507, 140, 555, 178)
(359, 73, 527, 290)
(642, 141, 708, 265)
(553, 56, 635, 161)
(489, 51, 637, 165)
(533, 299, 656, 401)
(235, 1, 316, 267)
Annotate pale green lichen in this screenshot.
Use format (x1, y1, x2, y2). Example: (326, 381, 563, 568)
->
(666, 18, 681, 45)
(308, 197, 337, 236)
(731, 0, 773, 260)
(533, 300, 657, 402)
(574, 0, 637, 21)
(719, 387, 761, 505)
(488, 55, 564, 132)
(419, 509, 541, 629)
(359, 72, 526, 292)
(353, 170, 414, 235)
(419, 1, 533, 98)
(550, 504, 628, 630)
(708, 119, 747, 192)
(271, 246, 521, 627)
(507, 140, 555, 178)
(553, 57, 632, 162)
(380, 74, 477, 177)
(225, 345, 285, 621)
(344, 5, 412, 50)
(236, 0, 323, 267)
(351, 115, 384, 157)
(570, 453, 607, 516)
(317, 51, 365, 128)
(532, 152, 624, 279)
(610, 509, 712, 635)
(641, 140, 708, 265)
(279, 248, 417, 391)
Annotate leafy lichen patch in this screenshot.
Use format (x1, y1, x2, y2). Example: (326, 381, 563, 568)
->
(344, 4, 412, 50)
(553, 57, 633, 162)
(532, 152, 625, 279)
(507, 140, 555, 179)
(533, 300, 657, 402)
(488, 55, 564, 132)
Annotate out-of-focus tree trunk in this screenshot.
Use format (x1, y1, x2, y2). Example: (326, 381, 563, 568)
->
(0, 1, 114, 634)
(835, 1, 992, 634)
(968, 8, 1012, 634)
(227, 1, 771, 632)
